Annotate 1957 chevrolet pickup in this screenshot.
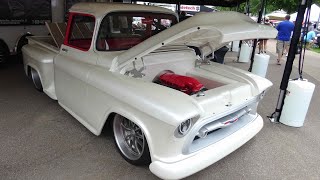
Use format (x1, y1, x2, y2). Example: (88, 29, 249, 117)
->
(22, 2, 277, 179)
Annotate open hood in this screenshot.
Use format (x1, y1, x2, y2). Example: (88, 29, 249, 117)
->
(111, 11, 277, 71)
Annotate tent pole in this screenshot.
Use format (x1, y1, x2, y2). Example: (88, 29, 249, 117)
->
(237, 0, 250, 61)
(269, 0, 311, 123)
(317, 10, 320, 30)
(246, 0, 250, 15)
(236, 2, 240, 12)
(248, 0, 265, 72)
(231, 2, 241, 52)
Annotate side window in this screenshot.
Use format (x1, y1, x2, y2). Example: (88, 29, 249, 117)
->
(66, 13, 95, 51)
(96, 12, 177, 51)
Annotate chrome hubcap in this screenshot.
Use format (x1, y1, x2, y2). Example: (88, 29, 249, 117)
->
(113, 115, 145, 160)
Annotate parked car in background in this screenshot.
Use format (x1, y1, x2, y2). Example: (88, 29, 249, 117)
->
(22, 3, 277, 179)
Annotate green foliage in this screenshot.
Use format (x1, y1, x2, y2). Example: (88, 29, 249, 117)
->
(311, 47, 320, 53)
(216, 0, 320, 15)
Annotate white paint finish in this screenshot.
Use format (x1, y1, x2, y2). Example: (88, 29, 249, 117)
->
(55, 44, 98, 121)
(85, 66, 201, 127)
(21, 3, 275, 179)
(22, 43, 57, 100)
(70, 2, 177, 19)
(150, 114, 263, 180)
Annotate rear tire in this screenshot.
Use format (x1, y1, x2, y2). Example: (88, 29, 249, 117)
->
(30, 68, 43, 92)
(113, 114, 151, 166)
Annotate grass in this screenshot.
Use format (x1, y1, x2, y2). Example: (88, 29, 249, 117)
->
(310, 47, 320, 53)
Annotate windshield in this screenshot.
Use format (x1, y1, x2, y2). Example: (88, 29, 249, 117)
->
(96, 12, 177, 51)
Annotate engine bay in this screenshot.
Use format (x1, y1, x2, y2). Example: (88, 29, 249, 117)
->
(154, 71, 207, 95)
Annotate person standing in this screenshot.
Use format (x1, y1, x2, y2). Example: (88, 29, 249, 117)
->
(304, 30, 316, 49)
(258, 18, 272, 53)
(276, 14, 294, 65)
(303, 24, 317, 49)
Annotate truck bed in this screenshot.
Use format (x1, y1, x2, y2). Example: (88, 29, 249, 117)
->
(27, 36, 59, 53)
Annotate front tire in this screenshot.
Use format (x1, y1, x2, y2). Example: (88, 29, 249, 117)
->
(113, 114, 151, 165)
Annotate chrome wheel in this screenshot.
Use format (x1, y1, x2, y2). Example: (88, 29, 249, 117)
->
(113, 115, 145, 161)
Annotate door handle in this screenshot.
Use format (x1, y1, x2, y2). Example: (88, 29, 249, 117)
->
(61, 48, 68, 52)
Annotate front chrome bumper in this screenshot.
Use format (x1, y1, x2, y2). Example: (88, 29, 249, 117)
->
(149, 114, 263, 180)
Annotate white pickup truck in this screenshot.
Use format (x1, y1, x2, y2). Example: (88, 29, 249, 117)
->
(22, 2, 277, 179)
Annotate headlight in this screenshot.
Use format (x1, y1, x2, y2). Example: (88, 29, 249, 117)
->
(178, 119, 192, 135)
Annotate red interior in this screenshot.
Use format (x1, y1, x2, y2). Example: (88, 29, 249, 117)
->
(106, 37, 142, 50)
(69, 39, 92, 50)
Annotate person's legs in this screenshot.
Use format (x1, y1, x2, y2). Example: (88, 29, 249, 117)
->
(306, 41, 311, 49)
(284, 41, 290, 55)
(258, 40, 262, 53)
(308, 40, 315, 49)
(276, 40, 284, 64)
(263, 40, 268, 53)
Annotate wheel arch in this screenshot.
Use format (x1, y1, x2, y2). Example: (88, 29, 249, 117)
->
(14, 32, 33, 54)
(27, 64, 44, 85)
(99, 109, 155, 160)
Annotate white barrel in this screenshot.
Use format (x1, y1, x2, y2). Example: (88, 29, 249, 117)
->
(238, 43, 251, 62)
(251, 54, 270, 77)
(279, 80, 315, 127)
(231, 40, 240, 52)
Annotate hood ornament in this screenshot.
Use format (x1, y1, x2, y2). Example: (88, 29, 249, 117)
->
(196, 91, 205, 97)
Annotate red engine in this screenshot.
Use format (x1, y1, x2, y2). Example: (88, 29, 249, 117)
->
(158, 72, 204, 95)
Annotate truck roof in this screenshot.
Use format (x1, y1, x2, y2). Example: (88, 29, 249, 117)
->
(70, 2, 177, 18)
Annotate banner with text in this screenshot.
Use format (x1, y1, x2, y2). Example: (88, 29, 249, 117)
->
(180, 5, 200, 12)
(0, 0, 51, 25)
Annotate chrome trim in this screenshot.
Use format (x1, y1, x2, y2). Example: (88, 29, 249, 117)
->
(197, 108, 251, 138)
(186, 113, 259, 154)
(182, 94, 260, 154)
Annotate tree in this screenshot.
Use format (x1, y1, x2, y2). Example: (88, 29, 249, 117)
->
(217, 0, 320, 15)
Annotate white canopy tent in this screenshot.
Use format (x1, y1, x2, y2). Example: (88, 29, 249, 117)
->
(290, 4, 320, 22)
(265, 10, 287, 20)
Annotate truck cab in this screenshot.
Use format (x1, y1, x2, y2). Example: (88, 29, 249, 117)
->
(23, 3, 177, 99)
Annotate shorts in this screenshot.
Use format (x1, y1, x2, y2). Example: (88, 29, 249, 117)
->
(276, 40, 290, 53)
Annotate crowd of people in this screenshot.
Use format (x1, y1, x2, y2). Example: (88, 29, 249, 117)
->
(259, 14, 319, 65)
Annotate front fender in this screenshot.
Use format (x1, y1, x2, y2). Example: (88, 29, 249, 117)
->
(100, 106, 178, 162)
(87, 67, 202, 127)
